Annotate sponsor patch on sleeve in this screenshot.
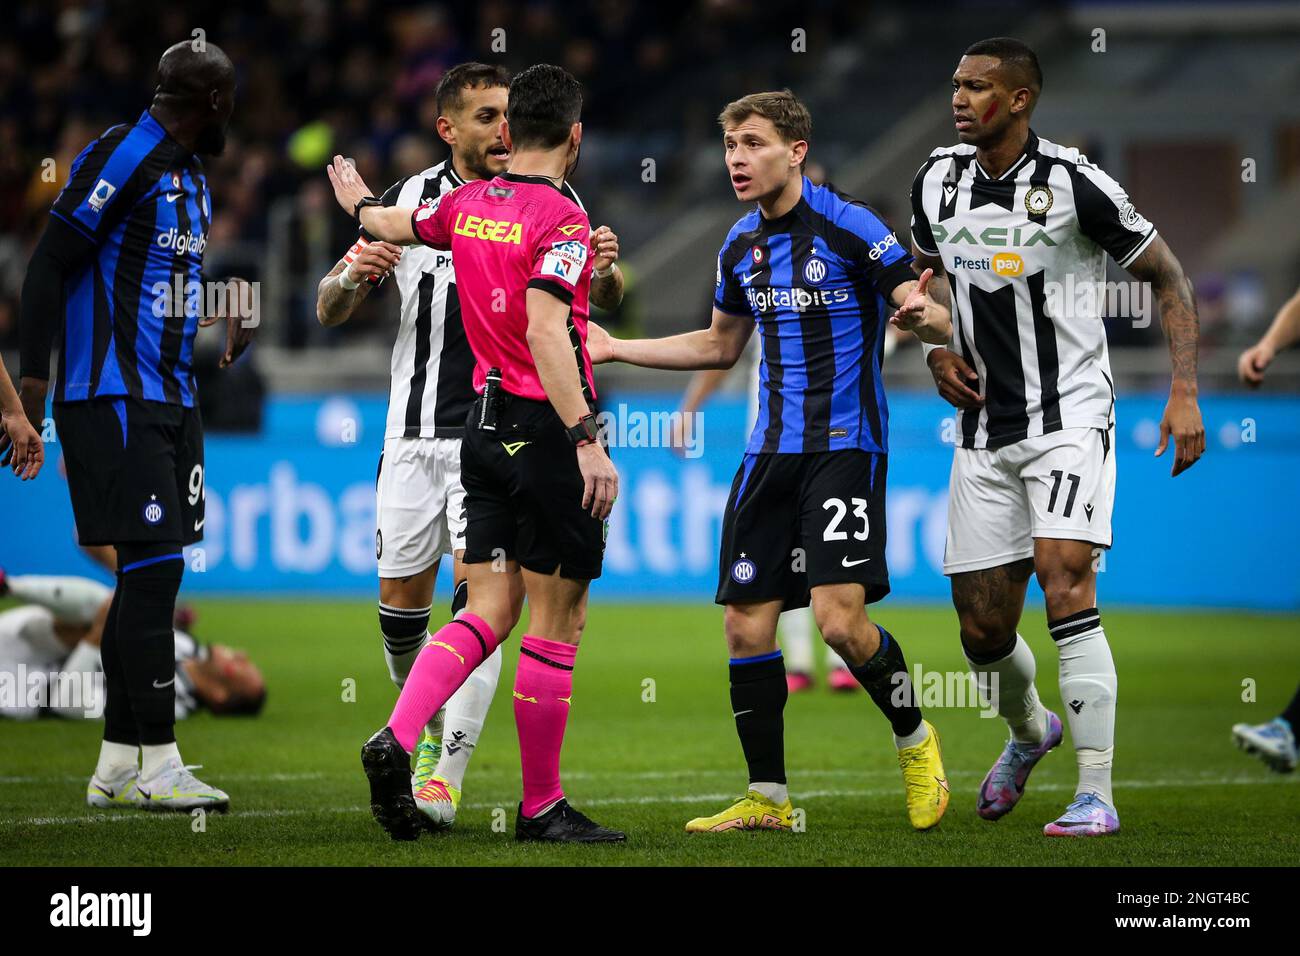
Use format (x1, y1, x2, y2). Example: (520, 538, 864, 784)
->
(414, 195, 441, 222)
(87, 179, 116, 213)
(541, 239, 588, 284)
(1117, 199, 1150, 234)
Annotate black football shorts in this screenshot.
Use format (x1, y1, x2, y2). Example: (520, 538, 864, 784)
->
(716, 449, 889, 609)
(54, 396, 205, 547)
(460, 395, 607, 580)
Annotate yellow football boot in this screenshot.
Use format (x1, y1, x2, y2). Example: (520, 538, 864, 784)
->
(685, 789, 794, 833)
(897, 720, 949, 830)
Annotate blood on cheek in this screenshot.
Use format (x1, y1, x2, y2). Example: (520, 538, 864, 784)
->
(981, 101, 998, 123)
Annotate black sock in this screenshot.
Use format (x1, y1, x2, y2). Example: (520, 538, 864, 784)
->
(451, 578, 468, 617)
(849, 625, 923, 738)
(1282, 683, 1300, 729)
(729, 652, 788, 785)
(115, 544, 184, 746)
(98, 580, 138, 747)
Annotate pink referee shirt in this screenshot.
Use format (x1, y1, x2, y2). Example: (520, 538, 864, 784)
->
(411, 172, 596, 403)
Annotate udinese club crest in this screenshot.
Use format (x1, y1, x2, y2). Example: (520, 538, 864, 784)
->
(1024, 184, 1054, 216)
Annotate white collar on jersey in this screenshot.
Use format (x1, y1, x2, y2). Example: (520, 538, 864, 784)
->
(972, 129, 1040, 181)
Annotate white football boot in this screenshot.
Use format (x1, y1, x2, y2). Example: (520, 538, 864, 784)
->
(136, 758, 230, 812)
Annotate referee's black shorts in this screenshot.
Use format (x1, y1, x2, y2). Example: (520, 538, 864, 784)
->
(53, 396, 206, 548)
(460, 394, 607, 581)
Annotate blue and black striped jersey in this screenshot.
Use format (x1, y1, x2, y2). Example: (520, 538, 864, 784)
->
(715, 177, 914, 455)
(50, 111, 211, 406)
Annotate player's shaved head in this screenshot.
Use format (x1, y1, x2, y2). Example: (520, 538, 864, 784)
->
(962, 37, 1042, 105)
(156, 40, 235, 102)
(151, 40, 236, 155)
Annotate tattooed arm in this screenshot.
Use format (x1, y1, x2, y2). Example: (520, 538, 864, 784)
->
(316, 240, 402, 328)
(1125, 235, 1205, 476)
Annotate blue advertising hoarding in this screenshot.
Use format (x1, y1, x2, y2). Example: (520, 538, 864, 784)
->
(4, 391, 1297, 608)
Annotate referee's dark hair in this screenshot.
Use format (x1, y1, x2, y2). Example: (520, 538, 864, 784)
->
(435, 62, 510, 117)
(964, 37, 1043, 100)
(506, 64, 583, 150)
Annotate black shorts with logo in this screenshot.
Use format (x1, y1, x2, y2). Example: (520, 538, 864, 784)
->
(54, 397, 205, 547)
(460, 394, 607, 580)
(716, 449, 889, 609)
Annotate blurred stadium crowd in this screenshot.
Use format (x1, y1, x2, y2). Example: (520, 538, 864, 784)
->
(1, 0, 1297, 388)
(0, 0, 865, 352)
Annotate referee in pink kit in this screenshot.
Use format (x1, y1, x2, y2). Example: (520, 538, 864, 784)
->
(327, 64, 624, 844)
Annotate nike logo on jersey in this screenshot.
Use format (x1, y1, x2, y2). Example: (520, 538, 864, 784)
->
(153, 677, 175, 689)
(165, 191, 185, 203)
(841, 557, 871, 568)
(194, 518, 205, 532)
(739, 271, 760, 285)
(732, 709, 754, 718)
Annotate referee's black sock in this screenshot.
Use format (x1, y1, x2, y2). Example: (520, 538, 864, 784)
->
(98, 580, 138, 747)
(849, 625, 924, 740)
(114, 543, 184, 747)
(729, 651, 788, 788)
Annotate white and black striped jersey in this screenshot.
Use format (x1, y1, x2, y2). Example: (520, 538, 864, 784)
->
(910, 130, 1157, 449)
(366, 159, 585, 439)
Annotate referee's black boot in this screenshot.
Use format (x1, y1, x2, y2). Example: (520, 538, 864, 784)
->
(515, 799, 627, 843)
(361, 727, 422, 841)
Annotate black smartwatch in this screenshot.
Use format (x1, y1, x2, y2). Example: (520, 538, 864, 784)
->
(353, 195, 382, 221)
(565, 413, 599, 446)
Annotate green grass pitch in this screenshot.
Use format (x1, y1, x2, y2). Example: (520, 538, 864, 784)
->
(1, 600, 1296, 866)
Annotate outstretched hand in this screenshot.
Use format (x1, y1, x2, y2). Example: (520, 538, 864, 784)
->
(890, 268, 935, 331)
(326, 155, 373, 219)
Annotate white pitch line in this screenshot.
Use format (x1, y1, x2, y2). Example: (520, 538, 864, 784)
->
(3, 773, 1293, 828)
(0, 771, 326, 785)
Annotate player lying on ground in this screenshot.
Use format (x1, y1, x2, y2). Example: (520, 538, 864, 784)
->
(316, 63, 625, 831)
(1230, 286, 1300, 773)
(329, 64, 625, 843)
(913, 38, 1205, 836)
(0, 570, 265, 806)
(18, 41, 252, 815)
(587, 89, 955, 833)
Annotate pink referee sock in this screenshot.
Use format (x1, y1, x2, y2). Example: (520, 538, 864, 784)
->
(389, 613, 499, 752)
(514, 634, 579, 818)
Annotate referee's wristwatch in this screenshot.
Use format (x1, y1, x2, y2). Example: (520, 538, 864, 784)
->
(353, 195, 382, 221)
(565, 413, 599, 447)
